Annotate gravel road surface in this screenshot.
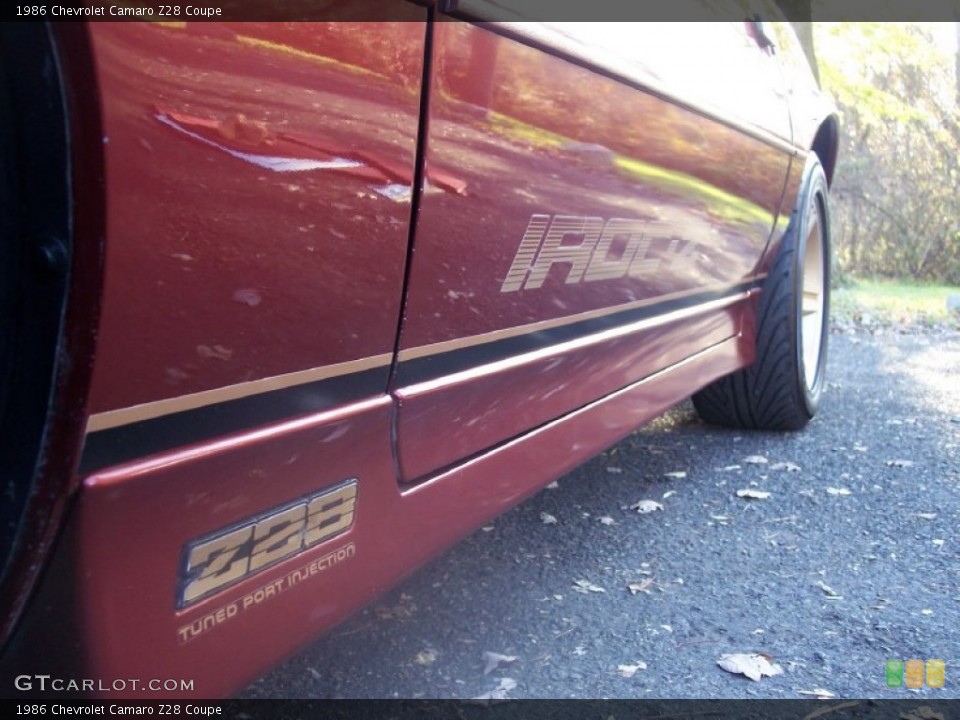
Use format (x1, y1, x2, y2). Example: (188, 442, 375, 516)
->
(242, 329, 960, 699)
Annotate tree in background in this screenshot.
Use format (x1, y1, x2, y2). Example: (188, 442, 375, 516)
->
(814, 22, 960, 283)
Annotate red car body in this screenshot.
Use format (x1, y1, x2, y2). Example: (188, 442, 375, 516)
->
(0, 4, 837, 699)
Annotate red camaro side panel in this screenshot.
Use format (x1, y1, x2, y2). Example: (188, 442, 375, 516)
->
(2, 16, 430, 699)
(81, 20, 425, 472)
(393, 20, 794, 481)
(0, 8, 837, 700)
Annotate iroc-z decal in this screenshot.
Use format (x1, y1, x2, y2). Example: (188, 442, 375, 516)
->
(501, 214, 702, 292)
(178, 479, 358, 608)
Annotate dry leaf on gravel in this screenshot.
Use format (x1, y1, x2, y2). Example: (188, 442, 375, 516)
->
(573, 580, 606, 594)
(736, 489, 771, 500)
(474, 677, 517, 700)
(815, 580, 841, 598)
(414, 649, 437, 665)
(617, 662, 648, 678)
(481, 651, 518, 675)
(631, 500, 664, 514)
(744, 455, 769, 465)
(717, 653, 783, 681)
(826, 487, 852, 496)
(539, 512, 558, 525)
(599, 516, 616, 526)
(886, 459, 915, 468)
(628, 579, 654, 595)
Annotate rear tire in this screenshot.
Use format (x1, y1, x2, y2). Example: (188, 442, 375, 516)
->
(693, 156, 830, 431)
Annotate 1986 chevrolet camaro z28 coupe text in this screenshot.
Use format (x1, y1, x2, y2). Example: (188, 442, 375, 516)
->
(0, 2, 838, 698)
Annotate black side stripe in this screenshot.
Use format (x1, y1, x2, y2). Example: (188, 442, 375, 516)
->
(78, 367, 389, 475)
(395, 280, 761, 386)
(79, 280, 760, 474)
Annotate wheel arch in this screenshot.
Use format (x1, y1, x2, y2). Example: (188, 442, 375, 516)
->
(0, 22, 106, 649)
(810, 114, 839, 187)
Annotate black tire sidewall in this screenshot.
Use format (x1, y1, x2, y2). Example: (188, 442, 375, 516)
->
(790, 159, 831, 418)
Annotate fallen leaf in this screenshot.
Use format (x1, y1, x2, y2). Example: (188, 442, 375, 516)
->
(798, 688, 836, 698)
(816, 580, 841, 598)
(599, 516, 616, 526)
(474, 677, 517, 700)
(631, 500, 664, 514)
(826, 487, 852, 496)
(617, 662, 648, 678)
(664, 471, 687, 479)
(736, 489, 771, 500)
(771, 462, 801, 472)
(540, 512, 558, 525)
(481, 651, 518, 675)
(886, 459, 915, 468)
(414, 649, 437, 665)
(573, 579, 606, 594)
(716, 652, 783, 681)
(628, 579, 654, 595)
(744, 455, 769, 465)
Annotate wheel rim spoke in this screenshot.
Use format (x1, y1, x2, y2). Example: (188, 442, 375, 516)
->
(800, 208, 824, 390)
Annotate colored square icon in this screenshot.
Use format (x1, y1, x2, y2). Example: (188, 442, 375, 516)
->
(926, 659, 945, 688)
(885, 659, 904, 687)
(905, 659, 925, 688)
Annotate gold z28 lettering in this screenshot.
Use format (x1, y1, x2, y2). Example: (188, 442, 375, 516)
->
(178, 480, 358, 607)
(501, 214, 701, 292)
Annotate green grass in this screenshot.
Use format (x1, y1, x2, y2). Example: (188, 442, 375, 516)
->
(832, 277, 960, 328)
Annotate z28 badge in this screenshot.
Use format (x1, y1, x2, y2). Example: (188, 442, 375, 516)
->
(177, 479, 358, 608)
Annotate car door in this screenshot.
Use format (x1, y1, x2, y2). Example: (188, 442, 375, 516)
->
(391, 10, 795, 482)
(80, 19, 427, 472)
